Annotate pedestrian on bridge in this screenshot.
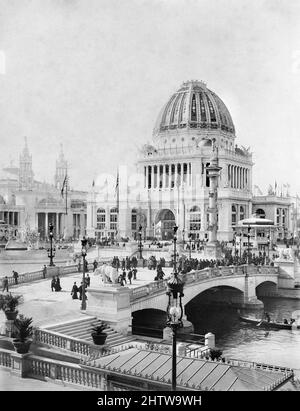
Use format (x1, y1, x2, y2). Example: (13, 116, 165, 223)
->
(71, 282, 79, 299)
(2, 276, 9, 292)
(127, 270, 133, 285)
(42, 265, 47, 279)
(12, 270, 19, 285)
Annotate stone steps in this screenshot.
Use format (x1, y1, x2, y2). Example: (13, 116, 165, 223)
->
(44, 317, 135, 348)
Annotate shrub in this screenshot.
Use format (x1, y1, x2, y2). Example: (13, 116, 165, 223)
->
(14, 314, 33, 342)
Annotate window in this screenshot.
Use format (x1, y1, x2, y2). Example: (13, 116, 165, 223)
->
(97, 208, 105, 230)
(131, 209, 137, 231)
(240, 206, 245, 221)
(110, 208, 118, 230)
(256, 208, 266, 219)
(232, 205, 237, 225)
(276, 208, 281, 225)
(189, 206, 201, 232)
(282, 209, 286, 226)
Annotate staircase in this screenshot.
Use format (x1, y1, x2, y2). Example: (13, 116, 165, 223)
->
(44, 316, 135, 347)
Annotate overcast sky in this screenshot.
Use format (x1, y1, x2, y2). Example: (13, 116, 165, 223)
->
(0, 0, 300, 194)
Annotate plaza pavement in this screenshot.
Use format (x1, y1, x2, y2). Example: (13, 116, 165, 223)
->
(0, 367, 84, 391)
(1, 266, 173, 328)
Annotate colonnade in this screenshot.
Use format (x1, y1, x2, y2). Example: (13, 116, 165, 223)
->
(144, 163, 192, 189)
(228, 165, 249, 189)
(0, 211, 19, 226)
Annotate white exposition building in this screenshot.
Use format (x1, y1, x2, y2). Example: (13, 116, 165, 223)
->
(87, 80, 293, 243)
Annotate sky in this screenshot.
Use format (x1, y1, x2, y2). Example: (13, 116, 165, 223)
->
(0, 0, 300, 194)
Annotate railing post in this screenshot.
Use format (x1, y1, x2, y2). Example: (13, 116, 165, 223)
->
(205, 332, 215, 349)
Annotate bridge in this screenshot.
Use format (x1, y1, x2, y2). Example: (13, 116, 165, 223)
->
(86, 265, 279, 335)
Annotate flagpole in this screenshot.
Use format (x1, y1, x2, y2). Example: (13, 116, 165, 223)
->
(65, 171, 68, 215)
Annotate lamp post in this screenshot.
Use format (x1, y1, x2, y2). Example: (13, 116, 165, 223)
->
(233, 232, 237, 258)
(239, 233, 242, 260)
(138, 225, 143, 260)
(267, 234, 270, 264)
(247, 225, 251, 265)
(166, 224, 184, 391)
(81, 237, 87, 310)
(182, 229, 185, 247)
(48, 223, 55, 266)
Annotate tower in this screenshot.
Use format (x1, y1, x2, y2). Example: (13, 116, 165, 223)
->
(55, 144, 68, 190)
(19, 136, 34, 190)
(205, 139, 222, 257)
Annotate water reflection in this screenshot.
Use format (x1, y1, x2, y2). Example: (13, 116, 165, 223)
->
(187, 297, 300, 374)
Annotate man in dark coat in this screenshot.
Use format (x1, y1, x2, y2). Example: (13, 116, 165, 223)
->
(42, 265, 47, 279)
(12, 270, 19, 285)
(127, 270, 133, 285)
(2, 276, 9, 292)
(51, 276, 56, 292)
(71, 282, 79, 299)
(55, 276, 62, 291)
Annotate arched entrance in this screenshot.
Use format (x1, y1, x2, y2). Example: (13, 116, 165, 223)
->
(155, 209, 176, 240)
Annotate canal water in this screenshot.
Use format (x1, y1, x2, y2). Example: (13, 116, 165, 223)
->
(187, 297, 300, 376)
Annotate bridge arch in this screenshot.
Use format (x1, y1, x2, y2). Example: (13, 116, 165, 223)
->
(256, 280, 278, 298)
(132, 308, 167, 338)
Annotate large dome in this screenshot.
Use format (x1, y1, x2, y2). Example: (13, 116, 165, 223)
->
(153, 80, 235, 137)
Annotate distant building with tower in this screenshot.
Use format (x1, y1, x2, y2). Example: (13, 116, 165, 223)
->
(0, 138, 87, 243)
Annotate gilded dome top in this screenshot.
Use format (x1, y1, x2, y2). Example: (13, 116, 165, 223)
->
(153, 80, 235, 136)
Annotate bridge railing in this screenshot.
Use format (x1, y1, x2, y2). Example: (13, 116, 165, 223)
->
(33, 327, 93, 357)
(130, 265, 279, 302)
(0, 260, 112, 288)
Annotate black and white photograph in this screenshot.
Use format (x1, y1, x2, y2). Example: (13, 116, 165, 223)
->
(0, 0, 300, 396)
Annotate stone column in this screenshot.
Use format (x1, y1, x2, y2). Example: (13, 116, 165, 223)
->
(45, 213, 48, 238)
(205, 147, 222, 258)
(56, 213, 59, 238)
(146, 166, 149, 189)
(10, 352, 31, 378)
(151, 165, 154, 189)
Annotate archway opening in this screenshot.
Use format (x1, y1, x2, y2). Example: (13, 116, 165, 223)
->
(256, 281, 277, 298)
(185, 286, 244, 337)
(132, 309, 167, 338)
(154, 209, 175, 240)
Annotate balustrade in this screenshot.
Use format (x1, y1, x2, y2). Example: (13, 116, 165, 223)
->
(129, 265, 279, 302)
(0, 348, 12, 368)
(34, 328, 92, 356)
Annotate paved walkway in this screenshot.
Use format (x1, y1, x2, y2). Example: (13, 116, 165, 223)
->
(0, 266, 173, 327)
(0, 368, 86, 391)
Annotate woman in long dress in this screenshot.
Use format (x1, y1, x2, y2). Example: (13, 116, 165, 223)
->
(71, 282, 79, 299)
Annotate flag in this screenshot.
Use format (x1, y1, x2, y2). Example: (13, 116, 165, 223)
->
(115, 172, 119, 196)
(61, 175, 68, 198)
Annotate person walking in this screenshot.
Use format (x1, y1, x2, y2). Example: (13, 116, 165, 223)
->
(122, 270, 127, 285)
(51, 276, 56, 292)
(42, 265, 47, 279)
(132, 268, 137, 280)
(55, 276, 62, 291)
(2, 276, 9, 292)
(71, 282, 79, 299)
(85, 273, 90, 288)
(93, 260, 98, 271)
(127, 269, 133, 285)
(12, 270, 19, 285)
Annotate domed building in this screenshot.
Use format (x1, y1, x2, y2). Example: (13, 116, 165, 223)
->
(87, 80, 293, 246)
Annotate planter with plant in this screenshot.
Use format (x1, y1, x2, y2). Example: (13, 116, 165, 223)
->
(91, 323, 108, 345)
(0, 293, 21, 320)
(12, 314, 33, 354)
